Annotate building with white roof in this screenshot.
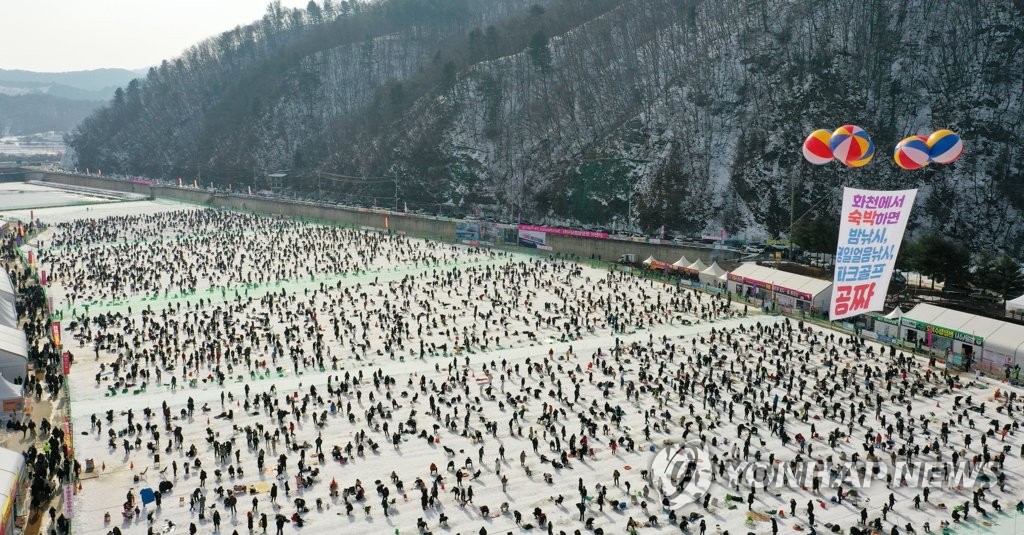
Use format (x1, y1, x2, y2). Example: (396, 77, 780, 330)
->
(726, 263, 833, 311)
(899, 303, 1024, 373)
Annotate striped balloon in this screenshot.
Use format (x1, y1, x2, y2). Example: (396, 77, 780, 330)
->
(893, 135, 931, 170)
(829, 125, 873, 167)
(926, 129, 963, 164)
(802, 129, 834, 165)
(846, 137, 875, 168)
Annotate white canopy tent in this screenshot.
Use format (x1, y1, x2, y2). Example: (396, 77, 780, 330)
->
(699, 262, 727, 285)
(0, 298, 14, 330)
(885, 307, 904, 320)
(685, 259, 708, 274)
(0, 376, 22, 413)
(871, 308, 904, 340)
(0, 446, 25, 534)
(0, 325, 28, 384)
(1007, 295, 1024, 313)
(0, 270, 13, 299)
(671, 256, 692, 269)
(642, 256, 655, 266)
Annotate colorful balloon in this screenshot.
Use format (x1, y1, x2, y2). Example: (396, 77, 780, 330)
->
(926, 129, 963, 164)
(802, 129, 834, 165)
(846, 138, 875, 168)
(893, 135, 930, 170)
(829, 125, 873, 167)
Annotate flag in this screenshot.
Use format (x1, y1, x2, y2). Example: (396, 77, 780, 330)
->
(404, 202, 408, 213)
(657, 225, 665, 239)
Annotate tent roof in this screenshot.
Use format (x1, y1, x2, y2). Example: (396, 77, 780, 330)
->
(671, 256, 692, 267)
(0, 325, 27, 359)
(885, 308, 904, 319)
(0, 376, 21, 400)
(0, 270, 13, 297)
(0, 297, 14, 329)
(0, 447, 25, 506)
(642, 256, 655, 265)
(701, 262, 727, 277)
(687, 259, 708, 272)
(728, 263, 832, 299)
(903, 303, 1024, 359)
(1007, 294, 1024, 312)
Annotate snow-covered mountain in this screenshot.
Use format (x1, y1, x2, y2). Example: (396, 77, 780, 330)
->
(64, 0, 1024, 256)
(0, 68, 142, 135)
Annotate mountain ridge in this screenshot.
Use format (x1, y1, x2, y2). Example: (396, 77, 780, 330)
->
(62, 0, 1024, 257)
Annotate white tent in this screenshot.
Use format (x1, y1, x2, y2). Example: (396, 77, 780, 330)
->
(0, 298, 14, 330)
(0, 325, 27, 384)
(0, 270, 13, 299)
(642, 256, 655, 265)
(0, 446, 25, 534)
(0, 376, 22, 413)
(699, 262, 727, 285)
(1007, 295, 1024, 313)
(885, 307, 904, 320)
(671, 256, 692, 269)
(686, 259, 708, 273)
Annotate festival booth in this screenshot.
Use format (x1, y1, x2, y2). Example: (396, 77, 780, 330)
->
(698, 262, 727, 286)
(898, 304, 1024, 372)
(868, 308, 903, 343)
(0, 377, 23, 415)
(646, 258, 674, 271)
(726, 263, 832, 311)
(670, 256, 692, 273)
(0, 446, 26, 535)
(684, 259, 708, 275)
(0, 326, 28, 385)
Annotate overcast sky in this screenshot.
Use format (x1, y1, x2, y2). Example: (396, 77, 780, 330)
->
(0, 0, 311, 72)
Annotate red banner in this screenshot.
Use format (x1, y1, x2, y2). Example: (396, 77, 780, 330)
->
(51, 321, 61, 346)
(517, 224, 608, 239)
(62, 351, 70, 376)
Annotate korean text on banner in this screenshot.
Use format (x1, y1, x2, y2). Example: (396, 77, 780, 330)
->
(829, 188, 917, 321)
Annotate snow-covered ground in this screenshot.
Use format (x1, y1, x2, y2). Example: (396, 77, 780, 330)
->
(0, 182, 121, 213)
(17, 198, 1024, 535)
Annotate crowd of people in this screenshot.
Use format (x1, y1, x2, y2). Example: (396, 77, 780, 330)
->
(19, 207, 1024, 535)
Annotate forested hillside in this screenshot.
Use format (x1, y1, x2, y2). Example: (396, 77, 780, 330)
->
(65, 0, 1024, 256)
(0, 94, 101, 135)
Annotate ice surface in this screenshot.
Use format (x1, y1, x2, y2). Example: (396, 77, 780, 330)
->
(20, 202, 1024, 535)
